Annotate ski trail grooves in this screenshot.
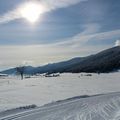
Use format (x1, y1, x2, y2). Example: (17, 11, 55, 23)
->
(1, 92, 120, 120)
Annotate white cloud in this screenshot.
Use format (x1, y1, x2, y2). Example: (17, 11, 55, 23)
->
(79, 23, 101, 36)
(51, 28, 120, 49)
(22, 60, 34, 66)
(115, 40, 120, 46)
(0, 0, 86, 24)
(48, 23, 101, 47)
(0, 9, 21, 24)
(40, 0, 86, 10)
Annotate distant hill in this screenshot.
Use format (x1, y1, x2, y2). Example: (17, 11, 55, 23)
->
(0, 66, 35, 75)
(66, 46, 120, 73)
(1, 46, 120, 75)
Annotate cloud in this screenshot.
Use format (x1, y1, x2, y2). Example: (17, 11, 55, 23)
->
(40, 0, 87, 10)
(0, 9, 21, 24)
(79, 23, 101, 36)
(48, 23, 101, 46)
(22, 60, 34, 66)
(0, 0, 86, 24)
(115, 40, 120, 46)
(52, 29, 120, 48)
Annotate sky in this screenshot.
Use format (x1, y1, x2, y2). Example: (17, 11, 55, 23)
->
(0, 0, 120, 70)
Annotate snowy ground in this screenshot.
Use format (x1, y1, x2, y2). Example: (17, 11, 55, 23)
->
(1, 92, 120, 120)
(0, 72, 120, 115)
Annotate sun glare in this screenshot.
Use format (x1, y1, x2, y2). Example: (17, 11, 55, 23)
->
(19, 2, 45, 23)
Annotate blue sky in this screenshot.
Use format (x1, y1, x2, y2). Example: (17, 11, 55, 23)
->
(0, 0, 120, 69)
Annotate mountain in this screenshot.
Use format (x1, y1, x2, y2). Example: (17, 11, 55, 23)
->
(0, 66, 35, 75)
(66, 46, 120, 73)
(0, 57, 83, 75)
(1, 46, 120, 75)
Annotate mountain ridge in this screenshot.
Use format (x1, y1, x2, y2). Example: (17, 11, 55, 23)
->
(1, 46, 120, 75)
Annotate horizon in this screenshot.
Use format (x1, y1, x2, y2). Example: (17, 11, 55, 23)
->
(0, 0, 120, 70)
(0, 45, 120, 71)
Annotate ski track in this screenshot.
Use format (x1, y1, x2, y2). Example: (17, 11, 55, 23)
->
(1, 92, 120, 120)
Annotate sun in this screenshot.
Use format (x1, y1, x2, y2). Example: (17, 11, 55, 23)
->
(19, 2, 44, 23)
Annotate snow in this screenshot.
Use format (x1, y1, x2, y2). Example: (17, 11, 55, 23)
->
(0, 72, 120, 119)
(1, 92, 120, 120)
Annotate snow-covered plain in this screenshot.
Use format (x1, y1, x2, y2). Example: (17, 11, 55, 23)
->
(1, 92, 120, 120)
(0, 72, 120, 119)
